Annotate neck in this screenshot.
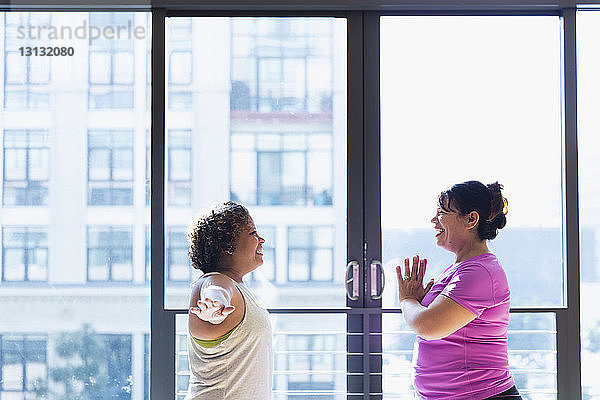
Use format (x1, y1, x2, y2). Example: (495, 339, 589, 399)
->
(454, 239, 490, 264)
(216, 264, 245, 283)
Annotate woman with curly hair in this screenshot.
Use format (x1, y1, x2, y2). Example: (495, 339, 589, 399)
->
(396, 181, 521, 399)
(184, 201, 272, 400)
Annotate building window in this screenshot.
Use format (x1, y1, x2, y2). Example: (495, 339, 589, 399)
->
(2, 227, 48, 282)
(287, 226, 334, 282)
(247, 226, 276, 282)
(230, 18, 334, 113)
(285, 334, 335, 398)
(167, 18, 193, 110)
(3, 13, 51, 109)
(88, 130, 134, 206)
(167, 130, 192, 206)
(0, 335, 47, 396)
(167, 227, 190, 282)
(2, 130, 49, 206)
(230, 132, 333, 206)
(87, 226, 133, 282)
(88, 13, 135, 109)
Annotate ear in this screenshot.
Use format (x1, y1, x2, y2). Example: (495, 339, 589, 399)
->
(465, 211, 480, 230)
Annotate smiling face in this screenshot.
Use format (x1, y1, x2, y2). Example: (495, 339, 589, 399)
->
(230, 216, 265, 273)
(431, 198, 472, 254)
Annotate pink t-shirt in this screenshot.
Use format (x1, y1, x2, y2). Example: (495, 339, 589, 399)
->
(413, 253, 515, 400)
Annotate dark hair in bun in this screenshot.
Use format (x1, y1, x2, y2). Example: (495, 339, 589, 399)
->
(438, 180, 508, 240)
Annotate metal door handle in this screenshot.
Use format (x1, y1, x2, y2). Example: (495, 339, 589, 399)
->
(345, 260, 360, 301)
(370, 260, 385, 300)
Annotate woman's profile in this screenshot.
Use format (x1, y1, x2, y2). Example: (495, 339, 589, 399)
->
(184, 201, 272, 400)
(396, 181, 521, 399)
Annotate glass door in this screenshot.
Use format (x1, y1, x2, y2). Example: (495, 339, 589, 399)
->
(158, 15, 359, 400)
(377, 15, 564, 399)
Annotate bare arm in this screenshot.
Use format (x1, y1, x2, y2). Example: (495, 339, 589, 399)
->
(400, 294, 476, 340)
(188, 274, 245, 340)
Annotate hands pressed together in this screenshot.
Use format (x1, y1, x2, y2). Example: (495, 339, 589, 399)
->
(396, 255, 434, 304)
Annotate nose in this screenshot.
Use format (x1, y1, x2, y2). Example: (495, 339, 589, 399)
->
(258, 235, 265, 244)
(431, 214, 438, 224)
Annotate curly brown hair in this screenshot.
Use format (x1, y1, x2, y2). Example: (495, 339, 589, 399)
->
(187, 201, 251, 273)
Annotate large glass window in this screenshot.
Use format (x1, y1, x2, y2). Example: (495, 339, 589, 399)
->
(164, 17, 347, 309)
(577, 10, 600, 400)
(88, 130, 134, 206)
(380, 16, 563, 308)
(0, 11, 149, 400)
(2, 227, 48, 282)
(380, 15, 562, 399)
(2, 130, 49, 206)
(3, 13, 51, 109)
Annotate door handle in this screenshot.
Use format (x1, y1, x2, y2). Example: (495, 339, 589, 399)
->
(370, 260, 385, 300)
(345, 260, 360, 301)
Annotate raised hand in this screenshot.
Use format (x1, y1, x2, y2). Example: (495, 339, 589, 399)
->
(396, 255, 434, 303)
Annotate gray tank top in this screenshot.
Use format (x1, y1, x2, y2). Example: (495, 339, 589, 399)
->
(185, 273, 273, 400)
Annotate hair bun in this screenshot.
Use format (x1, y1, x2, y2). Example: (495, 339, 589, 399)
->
(486, 181, 507, 229)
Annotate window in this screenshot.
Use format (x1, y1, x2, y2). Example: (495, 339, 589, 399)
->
(3, 130, 49, 206)
(167, 130, 192, 206)
(167, 227, 190, 282)
(2, 227, 48, 282)
(88, 13, 135, 109)
(230, 18, 334, 113)
(247, 226, 276, 283)
(230, 132, 333, 206)
(285, 334, 336, 399)
(102, 334, 132, 399)
(577, 10, 600, 399)
(3, 13, 51, 109)
(287, 226, 334, 282)
(87, 226, 133, 281)
(167, 18, 193, 110)
(0, 335, 47, 397)
(88, 130, 134, 206)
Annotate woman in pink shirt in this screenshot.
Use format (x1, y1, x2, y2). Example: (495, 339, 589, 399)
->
(396, 181, 520, 400)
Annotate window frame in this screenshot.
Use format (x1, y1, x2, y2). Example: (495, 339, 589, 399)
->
(2, 129, 49, 206)
(1, 226, 48, 282)
(87, 129, 135, 206)
(86, 225, 134, 282)
(0, 334, 47, 395)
